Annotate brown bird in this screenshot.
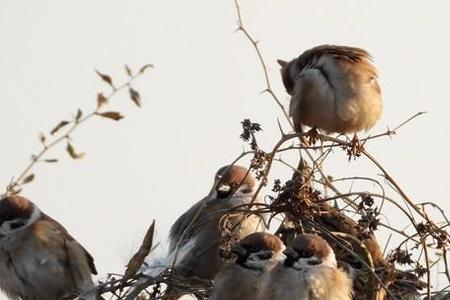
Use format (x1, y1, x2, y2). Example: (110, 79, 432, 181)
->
(166, 165, 266, 297)
(278, 45, 382, 143)
(210, 232, 284, 300)
(0, 195, 97, 300)
(267, 234, 352, 300)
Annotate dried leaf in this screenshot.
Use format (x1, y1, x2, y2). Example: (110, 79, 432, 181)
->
(97, 93, 108, 108)
(38, 132, 46, 144)
(139, 64, 154, 74)
(97, 111, 124, 121)
(129, 88, 141, 107)
(21, 174, 35, 184)
(94, 69, 115, 89)
(44, 158, 58, 163)
(67, 143, 76, 159)
(125, 65, 133, 77)
(50, 120, 70, 135)
(66, 142, 85, 159)
(75, 109, 83, 121)
(122, 220, 155, 283)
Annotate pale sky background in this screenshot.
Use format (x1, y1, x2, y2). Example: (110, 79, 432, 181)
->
(1, 0, 450, 298)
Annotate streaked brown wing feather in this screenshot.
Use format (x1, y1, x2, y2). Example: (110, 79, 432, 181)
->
(296, 44, 372, 71)
(169, 198, 207, 251)
(40, 214, 97, 275)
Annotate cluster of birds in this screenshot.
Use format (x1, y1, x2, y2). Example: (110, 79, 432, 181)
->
(0, 45, 383, 300)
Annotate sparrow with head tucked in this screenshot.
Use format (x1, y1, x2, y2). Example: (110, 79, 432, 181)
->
(267, 233, 352, 300)
(0, 195, 97, 300)
(278, 45, 382, 144)
(166, 165, 266, 297)
(210, 232, 284, 300)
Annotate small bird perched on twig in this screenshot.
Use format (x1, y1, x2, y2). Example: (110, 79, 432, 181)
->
(165, 165, 266, 298)
(210, 232, 284, 300)
(278, 45, 382, 147)
(0, 195, 97, 300)
(267, 233, 352, 300)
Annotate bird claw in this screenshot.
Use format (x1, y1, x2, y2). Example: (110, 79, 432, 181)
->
(307, 128, 320, 145)
(347, 134, 364, 160)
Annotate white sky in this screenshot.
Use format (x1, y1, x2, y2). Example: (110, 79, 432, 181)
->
(1, 0, 450, 297)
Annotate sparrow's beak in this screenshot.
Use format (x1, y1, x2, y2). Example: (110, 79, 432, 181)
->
(277, 59, 288, 68)
(283, 247, 299, 267)
(283, 247, 299, 260)
(233, 245, 250, 266)
(232, 245, 248, 258)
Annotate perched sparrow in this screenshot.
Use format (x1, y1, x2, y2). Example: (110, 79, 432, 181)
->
(210, 232, 284, 300)
(317, 202, 386, 267)
(278, 45, 382, 137)
(167, 165, 266, 282)
(267, 234, 352, 300)
(0, 195, 97, 300)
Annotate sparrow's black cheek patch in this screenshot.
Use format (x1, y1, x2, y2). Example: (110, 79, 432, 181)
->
(236, 254, 249, 266)
(9, 220, 26, 230)
(257, 252, 272, 260)
(216, 190, 231, 199)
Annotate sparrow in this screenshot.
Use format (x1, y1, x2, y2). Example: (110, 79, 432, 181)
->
(278, 45, 382, 142)
(267, 233, 352, 300)
(210, 232, 284, 300)
(0, 195, 97, 300)
(166, 165, 266, 290)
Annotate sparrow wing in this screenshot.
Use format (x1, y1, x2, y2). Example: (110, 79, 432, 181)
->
(317, 203, 385, 267)
(41, 214, 97, 275)
(32, 214, 96, 293)
(168, 197, 209, 251)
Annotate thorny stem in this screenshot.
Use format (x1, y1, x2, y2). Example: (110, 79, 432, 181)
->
(361, 150, 423, 218)
(422, 236, 432, 299)
(443, 248, 450, 283)
(233, 0, 293, 128)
